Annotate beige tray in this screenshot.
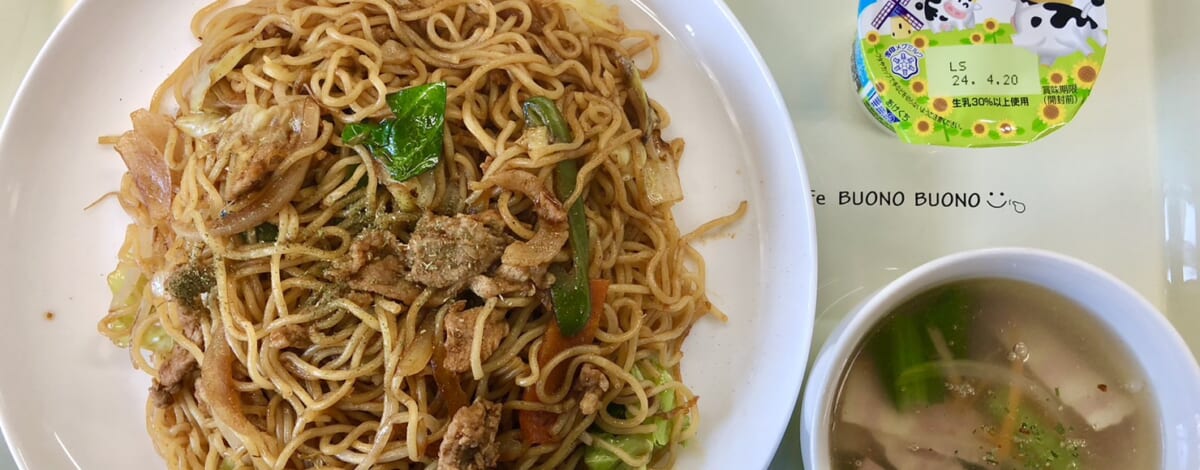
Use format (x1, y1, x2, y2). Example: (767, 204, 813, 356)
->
(3, 0, 1196, 468)
(723, 0, 1200, 467)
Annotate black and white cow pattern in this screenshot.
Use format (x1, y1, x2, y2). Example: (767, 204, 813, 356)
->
(1012, 0, 1108, 65)
(914, 0, 980, 33)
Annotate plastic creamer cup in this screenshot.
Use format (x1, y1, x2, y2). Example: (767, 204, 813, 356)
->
(852, 0, 1108, 147)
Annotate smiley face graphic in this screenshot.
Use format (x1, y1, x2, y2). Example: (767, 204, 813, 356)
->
(1011, 200, 1027, 214)
(987, 192, 1009, 209)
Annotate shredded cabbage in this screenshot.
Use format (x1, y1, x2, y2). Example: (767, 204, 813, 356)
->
(560, 0, 621, 35)
(104, 225, 150, 348)
(142, 323, 175, 355)
(175, 112, 226, 139)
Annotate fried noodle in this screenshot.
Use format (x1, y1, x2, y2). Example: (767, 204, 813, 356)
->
(100, 0, 742, 468)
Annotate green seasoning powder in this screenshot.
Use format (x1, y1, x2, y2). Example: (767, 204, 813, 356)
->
(852, 0, 1108, 147)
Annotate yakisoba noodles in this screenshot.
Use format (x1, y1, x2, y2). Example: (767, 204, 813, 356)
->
(101, 0, 745, 468)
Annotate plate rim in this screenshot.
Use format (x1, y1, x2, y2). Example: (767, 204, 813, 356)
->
(692, 0, 819, 465)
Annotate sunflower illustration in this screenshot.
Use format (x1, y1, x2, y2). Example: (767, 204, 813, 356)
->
(866, 31, 881, 45)
(983, 18, 1001, 33)
(875, 80, 889, 95)
(910, 78, 928, 97)
(913, 117, 936, 137)
(971, 121, 990, 137)
(1039, 103, 1065, 126)
(1047, 70, 1067, 86)
(997, 120, 1018, 138)
(1074, 60, 1100, 89)
(970, 32, 985, 44)
(911, 34, 930, 51)
(930, 97, 954, 117)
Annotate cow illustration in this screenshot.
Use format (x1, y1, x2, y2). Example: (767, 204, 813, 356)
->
(1011, 0, 1108, 65)
(913, 0, 981, 33)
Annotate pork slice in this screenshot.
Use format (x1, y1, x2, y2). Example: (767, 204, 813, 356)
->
(838, 359, 992, 467)
(487, 170, 566, 224)
(443, 303, 509, 374)
(467, 263, 550, 299)
(575, 363, 610, 415)
(876, 435, 965, 470)
(979, 305, 1136, 431)
(406, 212, 507, 289)
(266, 324, 310, 350)
(150, 345, 198, 407)
(328, 229, 402, 279)
(178, 307, 206, 346)
(468, 274, 530, 299)
(218, 98, 320, 201)
(438, 400, 502, 470)
(327, 230, 421, 303)
(859, 458, 888, 470)
(348, 254, 422, 304)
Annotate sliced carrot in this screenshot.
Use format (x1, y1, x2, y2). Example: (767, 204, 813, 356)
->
(519, 279, 610, 446)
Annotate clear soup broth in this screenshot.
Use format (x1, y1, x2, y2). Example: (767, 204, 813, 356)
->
(830, 278, 1159, 470)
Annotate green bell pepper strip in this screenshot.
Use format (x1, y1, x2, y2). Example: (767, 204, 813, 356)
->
(522, 97, 593, 337)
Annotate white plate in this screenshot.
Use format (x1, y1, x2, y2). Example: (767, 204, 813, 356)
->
(0, 0, 817, 468)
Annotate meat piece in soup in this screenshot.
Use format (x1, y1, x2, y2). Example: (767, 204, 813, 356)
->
(829, 279, 1159, 470)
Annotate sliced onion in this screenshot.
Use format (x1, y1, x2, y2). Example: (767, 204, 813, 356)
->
(520, 126, 551, 158)
(560, 0, 621, 34)
(299, 99, 320, 143)
(175, 112, 227, 139)
(502, 221, 569, 268)
(115, 130, 174, 223)
(190, 43, 254, 109)
(488, 170, 566, 223)
(200, 329, 278, 461)
(208, 157, 310, 237)
(130, 109, 175, 153)
(397, 327, 435, 378)
(642, 150, 683, 207)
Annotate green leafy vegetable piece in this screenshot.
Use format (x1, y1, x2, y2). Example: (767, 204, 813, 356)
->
(342, 82, 447, 182)
(986, 398, 1082, 470)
